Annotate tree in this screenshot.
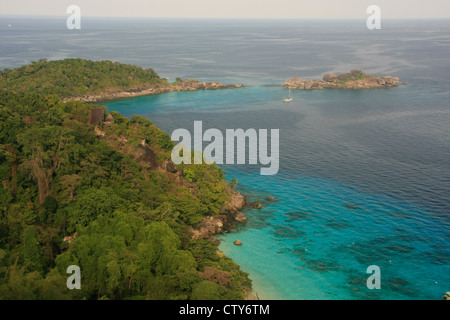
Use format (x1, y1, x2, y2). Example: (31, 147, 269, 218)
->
(21, 226, 44, 273)
(191, 280, 223, 300)
(59, 174, 82, 203)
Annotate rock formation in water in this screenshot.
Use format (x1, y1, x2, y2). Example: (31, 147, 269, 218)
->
(284, 70, 402, 90)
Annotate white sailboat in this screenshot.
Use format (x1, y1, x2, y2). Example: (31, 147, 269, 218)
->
(283, 87, 292, 102)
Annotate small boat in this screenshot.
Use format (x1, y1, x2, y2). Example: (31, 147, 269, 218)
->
(283, 87, 293, 102)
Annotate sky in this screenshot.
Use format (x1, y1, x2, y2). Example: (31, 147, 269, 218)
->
(1, 0, 450, 19)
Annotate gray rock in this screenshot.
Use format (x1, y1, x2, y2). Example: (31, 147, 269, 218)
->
(323, 73, 338, 82)
(283, 77, 303, 88)
(338, 73, 351, 80)
(350, 69, 363, 76)
(382, 76, 400, 85)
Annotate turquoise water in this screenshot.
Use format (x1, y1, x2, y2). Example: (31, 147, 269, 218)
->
(3, 17, 449, 300)
(106, 85, 450, 300)
(217, 169, 448, 300)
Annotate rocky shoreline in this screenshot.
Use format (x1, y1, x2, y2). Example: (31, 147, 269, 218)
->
(64, 79, 244, 103)
(284, 70, 404, 90)
(190, 192, 280, 243)
(190, 190, 248, 241)
(188, 191, 279, 301)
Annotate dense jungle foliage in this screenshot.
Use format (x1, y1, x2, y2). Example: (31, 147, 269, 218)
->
(0, 60, 251, 300)
(0, 58, 167, 98)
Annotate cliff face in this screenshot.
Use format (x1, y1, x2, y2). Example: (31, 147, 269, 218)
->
(64, 79, 243, 103)
(284, 70, 402, 90)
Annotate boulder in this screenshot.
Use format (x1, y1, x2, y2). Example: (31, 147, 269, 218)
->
(161, 159, 177, 173)
(222, 191, 246, 214)
(251, 201, 262, 209)
(382, 76, 400, 85)
(205, 81, 226, 90)
(304, 81, 313, 90)
(311, 81, 323, 90)
(337, 73, 351, 81)
(103, 113, 114, 128)
(266, 195, 280, 201)
(191, 216, 224, 240)
(323, 73, 338, 82)
(104, 114, 114, 123)
(235, 212, 248, 223)
(234, 240, 242, 246)
(283, 77, 303, 88)
(350, 69, 363, 76)
(177, 79, 203, 91)
(135, 145, 159, 170)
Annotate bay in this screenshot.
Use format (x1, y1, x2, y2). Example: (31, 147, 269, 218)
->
(2, 16, 449, 299)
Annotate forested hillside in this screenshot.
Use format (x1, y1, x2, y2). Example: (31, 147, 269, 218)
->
(0, 61, 251, 300)
(0, 58, 166, 98)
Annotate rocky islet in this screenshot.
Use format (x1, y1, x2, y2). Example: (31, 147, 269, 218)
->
(284, 70, 403, 90)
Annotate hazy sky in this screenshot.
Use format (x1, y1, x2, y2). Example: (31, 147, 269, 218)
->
(1, 0, 450, 19)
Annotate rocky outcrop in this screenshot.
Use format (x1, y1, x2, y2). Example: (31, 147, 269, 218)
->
(234, 240, 242, 246)
(221, 190, 248, 225)
(161, 159, 177, 173)
(64, 79, 244, 103)
(221, 191, 246, 214)
(191, 216, 224, 240)
(103, 113, 114, 128)
(323, 73, 339, 82)
(135, 145, 159, 170)
(266, 195, 280, 201)
(235, 212, 248, 223)
(284, 70, 402, 90)
(251, 201, 262, 209)
(190, 190, 248, 240)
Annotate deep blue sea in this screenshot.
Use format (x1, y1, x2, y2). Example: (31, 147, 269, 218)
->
(1, 16, 449, 299)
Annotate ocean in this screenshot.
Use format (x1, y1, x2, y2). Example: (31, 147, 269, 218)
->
(1, 16, 449, 299)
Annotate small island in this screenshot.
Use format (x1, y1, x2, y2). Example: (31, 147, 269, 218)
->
(284, 70, 403, 90)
